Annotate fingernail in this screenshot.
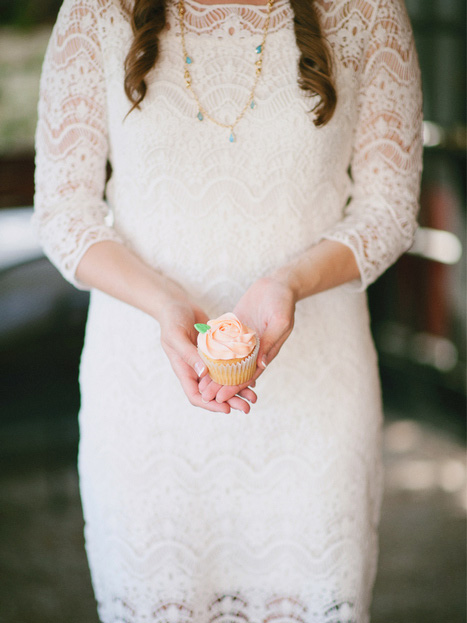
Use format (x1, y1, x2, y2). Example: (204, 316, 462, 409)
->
(201, 397, 209, 404)
(194, 362, 205, 376)
(260, 356, 267, 369)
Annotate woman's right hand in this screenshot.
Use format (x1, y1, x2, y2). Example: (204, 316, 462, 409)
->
(157, 282, 256, 414)
(74, 240, 255, 413)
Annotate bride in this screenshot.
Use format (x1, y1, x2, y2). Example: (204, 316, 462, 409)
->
(34, 0, 422, 620)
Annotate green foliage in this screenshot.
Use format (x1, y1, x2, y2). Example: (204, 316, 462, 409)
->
(0, 0, 62, 27)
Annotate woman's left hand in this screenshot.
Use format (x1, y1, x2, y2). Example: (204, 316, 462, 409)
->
(198, 276, 297, 404)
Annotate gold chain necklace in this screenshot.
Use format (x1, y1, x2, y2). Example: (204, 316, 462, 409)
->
(178, 0, 274, 142)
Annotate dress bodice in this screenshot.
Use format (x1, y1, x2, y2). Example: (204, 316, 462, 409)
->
(34, 0, 423, 301)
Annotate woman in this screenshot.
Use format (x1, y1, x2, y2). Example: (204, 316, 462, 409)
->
(34, 0, 422, 620)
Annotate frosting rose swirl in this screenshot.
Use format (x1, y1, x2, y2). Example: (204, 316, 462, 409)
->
(197, 313, 256, 360)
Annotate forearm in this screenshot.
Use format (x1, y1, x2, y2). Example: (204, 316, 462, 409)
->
(75, 240, 179, 320)
(271, 239, 360, 302)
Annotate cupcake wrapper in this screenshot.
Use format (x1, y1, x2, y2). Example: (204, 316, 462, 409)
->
(199, 338, 260, 386)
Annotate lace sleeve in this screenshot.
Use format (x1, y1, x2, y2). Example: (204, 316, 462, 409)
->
(321, 0, 423, 291)
(33, 0, 123, 290)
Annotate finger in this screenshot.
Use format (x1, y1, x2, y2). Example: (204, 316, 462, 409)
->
(171, 357, 230, 414)
(262, 339, 286, 366)
(169, 330, 208, 379)
(192, 390, 231, 413)
(200, 375, 256, 397)
(237, 387, 257, 403)
(199, 398, 232, 413)
(200, 379, 224, 403)
(257, 317, 293, 368)
(215, 380, 255, 403)
(198, 374, 211, 392)
(200, 378, 253, 403)
(227, 395, 251, 414)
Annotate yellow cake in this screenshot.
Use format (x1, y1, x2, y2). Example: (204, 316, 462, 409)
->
(195, 313, 259, 385)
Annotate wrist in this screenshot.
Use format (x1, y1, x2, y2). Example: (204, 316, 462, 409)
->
(267, 268, 301, 304)
(269, 251, 325, 302)
(146, 273, 189, 322)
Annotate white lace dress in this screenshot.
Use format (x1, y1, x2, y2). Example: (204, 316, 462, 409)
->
(34, 0, 422, 621)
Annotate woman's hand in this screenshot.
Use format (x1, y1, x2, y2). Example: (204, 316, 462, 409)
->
(201, 239, 360, 407)
(158, 280, 256, 414)
(235, 276, 297, 369)
(199, 276, 297, 404)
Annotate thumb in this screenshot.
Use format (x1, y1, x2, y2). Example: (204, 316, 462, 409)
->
(257, 334, 273, 371)
(257, 316, 292, 369)
(184, 342, 207, 378)
(169, 327, 208, 378)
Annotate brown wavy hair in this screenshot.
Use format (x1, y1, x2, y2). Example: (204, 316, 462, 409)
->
(123, 0, 336, 126)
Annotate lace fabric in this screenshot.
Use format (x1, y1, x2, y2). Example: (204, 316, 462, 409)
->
(34, 0, 422, 621)
(170, 0, 292, 37)
(318, 0, 423, 290)
(33, 0, 422, 292)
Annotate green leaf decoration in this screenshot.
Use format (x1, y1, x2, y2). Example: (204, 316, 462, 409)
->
(194, 323, 211, 334)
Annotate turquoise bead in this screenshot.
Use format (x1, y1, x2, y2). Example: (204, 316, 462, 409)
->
(255, 45, 262, 54)
(197, 111, 203, 121)
(229, 132, 235, 143)
(250, 100, 256, 109)
(186, 56, 192, 64)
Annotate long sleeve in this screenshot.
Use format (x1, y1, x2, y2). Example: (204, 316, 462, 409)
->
(33, 0, 123, 289)
(321, 0, 423, 291)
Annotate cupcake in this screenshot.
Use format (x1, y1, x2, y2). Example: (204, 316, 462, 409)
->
(195, 313, 259, 385)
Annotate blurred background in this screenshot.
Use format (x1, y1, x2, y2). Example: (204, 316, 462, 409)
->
(0, 0, 465, 621)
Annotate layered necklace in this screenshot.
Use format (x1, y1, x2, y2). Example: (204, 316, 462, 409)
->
(178, 0, 274, 142)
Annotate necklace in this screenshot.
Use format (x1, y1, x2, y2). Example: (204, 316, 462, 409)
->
(178, 0, 274, 142)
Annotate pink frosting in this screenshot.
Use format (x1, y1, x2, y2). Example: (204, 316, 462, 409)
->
(197, 313, 256, 360)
